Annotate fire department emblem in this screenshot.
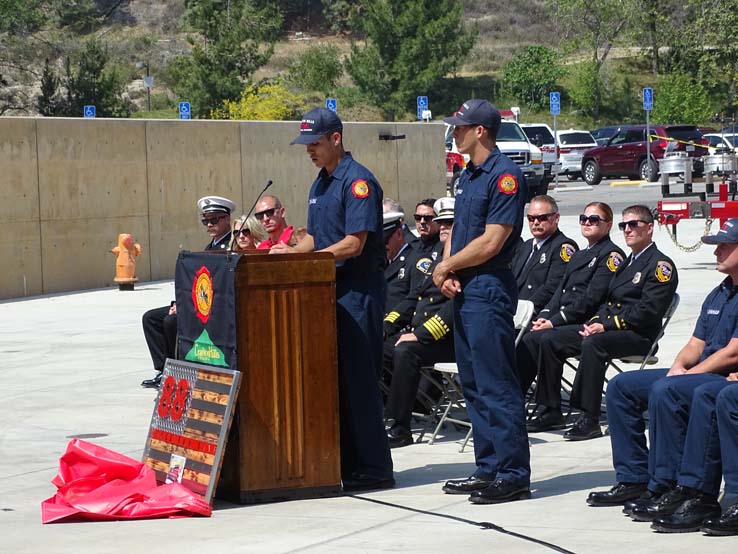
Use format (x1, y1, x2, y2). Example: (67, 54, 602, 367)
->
(351, 179, 370, 198)
(192, 266, 213, 324)
(607, 252, 623, 273)
(497, 174, 518, 194)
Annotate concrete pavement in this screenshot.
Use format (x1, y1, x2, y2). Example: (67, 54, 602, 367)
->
(1, 217, 737, 553)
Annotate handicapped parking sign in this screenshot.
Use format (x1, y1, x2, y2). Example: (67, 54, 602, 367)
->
(83, 105, 96, 118)
(325, 98, 337, 113)
(549, 92, 560, 116)
(417, 96, 429, 120)
(178, 102, 191, 120)
(643, 87, 653, 111)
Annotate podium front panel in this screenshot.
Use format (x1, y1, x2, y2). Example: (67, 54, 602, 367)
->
(227, 253, 340, 502)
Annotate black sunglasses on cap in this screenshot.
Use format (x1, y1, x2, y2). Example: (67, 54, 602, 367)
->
(579, 214, 608, 225)
(618, 220, 649, 231)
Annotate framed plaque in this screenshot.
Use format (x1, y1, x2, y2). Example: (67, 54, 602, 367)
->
(142, 359, 241, 504)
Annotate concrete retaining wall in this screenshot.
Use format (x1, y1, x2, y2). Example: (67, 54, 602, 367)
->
(0, 117, 446, 300)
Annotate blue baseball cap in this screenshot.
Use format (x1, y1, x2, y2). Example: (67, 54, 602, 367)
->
(291, 107, 343, 145)
(443, 99, 501, 136)
(702, 218, 738, 244)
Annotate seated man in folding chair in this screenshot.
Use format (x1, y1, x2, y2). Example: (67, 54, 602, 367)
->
(527, 204, 678, 440)
(518, 202, 625, 431)
(383, 197, 456, 448)
(587, 219, 738, 533)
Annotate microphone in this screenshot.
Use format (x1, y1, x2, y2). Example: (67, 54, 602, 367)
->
(244, 179, 273, 219)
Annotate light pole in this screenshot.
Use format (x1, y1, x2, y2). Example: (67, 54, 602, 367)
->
(135, 61, 152, 112)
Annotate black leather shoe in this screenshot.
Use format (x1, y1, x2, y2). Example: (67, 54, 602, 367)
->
(587, 482, 647, 506)
(386, 426, 413, 448)
(342, 474, 395, 492)
(526, 409, 566, 432)
(702, 502, 738, 536)
(651, 495, 721, 533)
(141, 373, 162, 388)
(468, 478, 531, 504)
(564, 414, 602, 441)
(631, 486, 693, 522)
(442, 475, 495, 495)
(623, 489, 662, 516)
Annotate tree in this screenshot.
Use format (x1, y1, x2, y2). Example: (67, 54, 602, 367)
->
(345, 0, 475, 119)
(651, 73, 712, 125)
(502, 46, 565, 111)
(55, 40, 131, 117)
(0, 0, 47, 34)
(287, 43, 343, 95)
(547, 0, 635, 117)
(168, 0, 282, 117)
(37, 58, 61, 116)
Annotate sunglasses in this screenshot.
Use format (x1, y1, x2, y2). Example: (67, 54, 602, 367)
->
(579, 214, 608, 225)
(414, 214, 435, 223)
(234, 228, 251, 237)
(201, 215, 225, 226)
(526, 212, 557, 223)
(618, 220, 649, 231)
(254, 207, 278, 220)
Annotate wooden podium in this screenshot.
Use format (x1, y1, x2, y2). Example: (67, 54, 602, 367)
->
(216, 252, 342, 503)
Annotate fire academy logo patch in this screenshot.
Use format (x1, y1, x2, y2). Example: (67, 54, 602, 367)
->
(497, 174, 518, 195)
(351, 179, 370, 198)
(192, 265, 213, 324)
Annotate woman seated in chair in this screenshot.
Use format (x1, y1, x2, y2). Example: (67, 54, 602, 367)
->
(230, 214, 267, 253)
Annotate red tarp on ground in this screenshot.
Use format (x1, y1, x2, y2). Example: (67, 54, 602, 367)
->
(41, 439, 212, 523)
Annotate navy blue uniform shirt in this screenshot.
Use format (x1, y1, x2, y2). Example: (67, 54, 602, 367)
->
(306, 152, 385, 277)
(451, 147, 527, 272)
(693, 276, 738, 362)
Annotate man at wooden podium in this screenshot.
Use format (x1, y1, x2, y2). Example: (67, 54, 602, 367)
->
(271, 107, 394, 492)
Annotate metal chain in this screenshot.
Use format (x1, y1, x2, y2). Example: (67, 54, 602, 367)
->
(661, 218, 714, 252)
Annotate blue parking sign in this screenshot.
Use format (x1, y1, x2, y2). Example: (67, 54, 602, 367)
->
(549, 92, 560, 116)
(325, 98, 337, 113)
(179, 102, 191, 120)
(83, 105, 96, 118)
(417, 96, 428, 120)
(643, 87, 653, 111)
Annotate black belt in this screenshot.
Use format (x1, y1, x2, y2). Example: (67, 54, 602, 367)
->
(456, 263, 512, 281)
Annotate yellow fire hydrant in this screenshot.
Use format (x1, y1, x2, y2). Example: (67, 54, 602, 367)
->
(111, 233, 141, 291)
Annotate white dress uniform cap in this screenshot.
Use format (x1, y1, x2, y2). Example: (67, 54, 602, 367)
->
(382, 211, 405, 232)
(197, 195, 236, 215)
(433, 197, 455, 221)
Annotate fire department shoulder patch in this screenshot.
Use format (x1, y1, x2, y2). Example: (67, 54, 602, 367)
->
(497, 174, 518, 195)
(606, 252, 624, 272)
(560, 243, 576, 262)
(351, 179, 370, 198)
(655, 260, 673, 283)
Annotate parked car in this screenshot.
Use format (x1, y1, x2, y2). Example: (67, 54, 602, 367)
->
(556, 129, 598, 181)
(590, 126, 620, 146)
(520, 123, 560, 185)
(445, 122, 546, 200)
(580, 124, 709, 185)
(703, 133, 738, 154)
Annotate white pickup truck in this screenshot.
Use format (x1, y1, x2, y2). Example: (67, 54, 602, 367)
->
(445, 122, 545, 201)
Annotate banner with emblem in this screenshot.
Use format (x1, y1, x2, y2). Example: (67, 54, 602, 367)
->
(175, 251, 240, 370)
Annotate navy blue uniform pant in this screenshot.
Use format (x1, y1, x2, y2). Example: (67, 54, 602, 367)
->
(717, 385, 738, 494)
(608, 369, 732, 494)
(336, 273, 393, 481)
(142, 305, 177, 372)
(454, 271, 530, 486)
